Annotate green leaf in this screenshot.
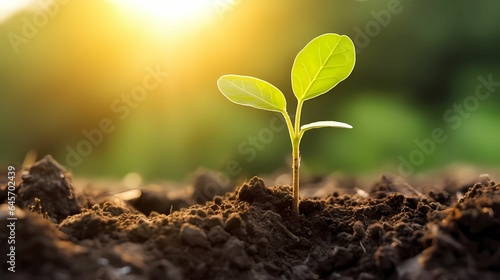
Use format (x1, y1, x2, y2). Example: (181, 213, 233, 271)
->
(301, 121, 353, 132)
(217, 75, 287, 113)
(292, 33, 356, 101)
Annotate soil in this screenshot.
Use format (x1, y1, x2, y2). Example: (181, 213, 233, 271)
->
(0, 155, 499, 280)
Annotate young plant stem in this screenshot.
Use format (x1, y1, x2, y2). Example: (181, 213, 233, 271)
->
(291, 137, 300, 214)
(293, 101, 304, 214)
(281, 100, 305, 215)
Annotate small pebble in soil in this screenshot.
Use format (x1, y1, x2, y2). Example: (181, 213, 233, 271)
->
(367, 223, 385, 242)
(207, 225, 230, 244)
(180, 223, 209, 248)
(246, 244, 258, 255)
(353, 220, 366, 239)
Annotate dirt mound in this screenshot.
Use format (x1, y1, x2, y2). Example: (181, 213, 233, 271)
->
(17, 155, 88, 222)
(1, 157, 499, 279)
(419, 180, 500, 279)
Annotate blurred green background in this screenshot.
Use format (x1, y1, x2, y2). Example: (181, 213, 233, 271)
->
(1, 0, 499, 181)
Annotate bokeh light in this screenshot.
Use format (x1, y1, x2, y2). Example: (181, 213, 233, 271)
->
(1, 1, 499, 181)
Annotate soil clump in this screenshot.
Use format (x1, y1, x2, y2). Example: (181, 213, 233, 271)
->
(1, 156, 499, 280)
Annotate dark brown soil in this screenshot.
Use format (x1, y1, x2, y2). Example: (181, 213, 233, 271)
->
(1, 156, 499, 280)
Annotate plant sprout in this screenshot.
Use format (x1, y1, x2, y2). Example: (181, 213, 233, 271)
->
(217, 33, 356, 214)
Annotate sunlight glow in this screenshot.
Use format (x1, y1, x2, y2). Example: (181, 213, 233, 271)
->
(111, 0, 213, 26)
(0, 0, 32, 22)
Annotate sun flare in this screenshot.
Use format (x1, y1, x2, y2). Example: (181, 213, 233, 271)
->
(111, 0, 213, 25)
(0, 0, 32, 22)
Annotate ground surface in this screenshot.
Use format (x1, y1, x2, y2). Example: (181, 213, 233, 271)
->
(0, 156, 499, 280)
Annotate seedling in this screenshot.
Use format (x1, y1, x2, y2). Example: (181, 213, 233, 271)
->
(217, 33, 356, 214)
